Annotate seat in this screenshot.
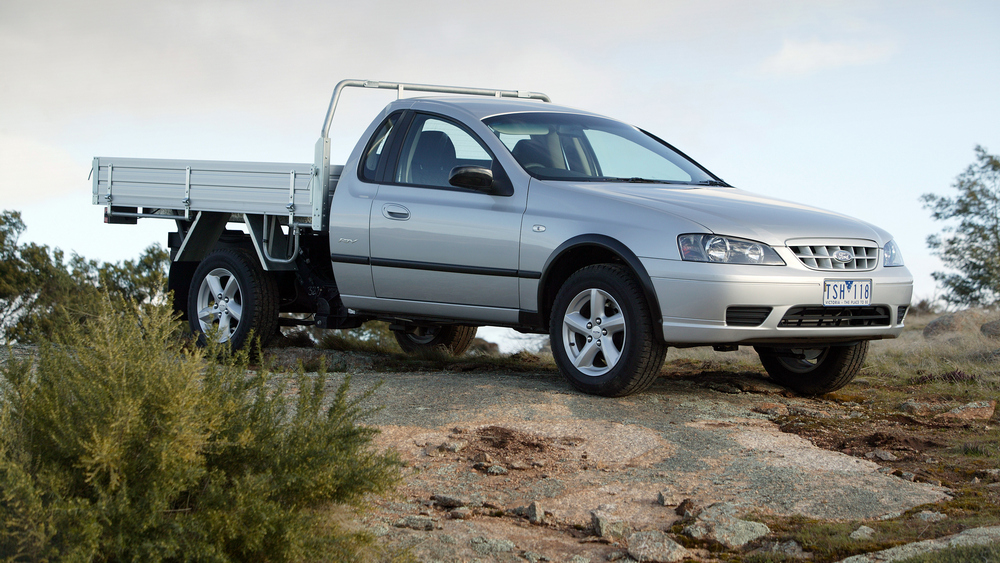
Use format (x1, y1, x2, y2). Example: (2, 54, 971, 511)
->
(408, 131, 456, 186)
(512, 138, 556, 170)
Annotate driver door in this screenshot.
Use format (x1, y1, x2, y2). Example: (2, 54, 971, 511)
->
(369, 113, 526, 309)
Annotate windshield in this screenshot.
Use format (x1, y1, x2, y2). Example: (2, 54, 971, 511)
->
(484, 112, 722, 185)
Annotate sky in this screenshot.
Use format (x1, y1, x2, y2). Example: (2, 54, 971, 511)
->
(2, 0, 999, 306)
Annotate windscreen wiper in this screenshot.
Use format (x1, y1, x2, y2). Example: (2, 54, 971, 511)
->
(600, 177, 677, 184)
(695, 179, 729, 187)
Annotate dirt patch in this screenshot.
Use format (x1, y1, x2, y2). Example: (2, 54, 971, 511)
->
(466, 426, 556, 463)
(858, 432, 946, 452)
(801, 429, 948, 458)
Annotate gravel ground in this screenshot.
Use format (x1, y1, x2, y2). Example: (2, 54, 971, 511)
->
(316, 357, 952, 562)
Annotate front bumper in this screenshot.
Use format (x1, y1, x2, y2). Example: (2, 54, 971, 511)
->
(641, 257, 913, 346)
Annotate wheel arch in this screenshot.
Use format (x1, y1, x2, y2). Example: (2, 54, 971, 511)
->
(168, 229, 256, 319)
(537, 234, 664, 340)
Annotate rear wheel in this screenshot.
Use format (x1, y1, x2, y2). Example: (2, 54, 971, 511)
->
(755, 341, 868, 395)
(549, 264, 666, 397)
(187, 249, 279, 349)
(393, 325, 477, 355)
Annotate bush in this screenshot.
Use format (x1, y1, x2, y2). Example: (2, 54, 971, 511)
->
(0, 298, 401, 561)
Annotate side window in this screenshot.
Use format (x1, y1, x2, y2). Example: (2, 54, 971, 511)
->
(394, 114, 493, 188)
(360, 113, 399, 182)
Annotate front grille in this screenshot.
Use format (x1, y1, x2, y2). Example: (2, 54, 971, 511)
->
(726, 306, 773, 327)
(789, 243, 879, 271)
(897, 306, 908, 324)
(779, 305, 890, 328)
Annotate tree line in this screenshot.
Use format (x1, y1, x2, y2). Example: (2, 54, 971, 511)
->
(0, 210, 169, 344)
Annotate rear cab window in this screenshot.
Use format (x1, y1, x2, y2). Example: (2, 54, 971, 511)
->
(359, 112, 400, 182)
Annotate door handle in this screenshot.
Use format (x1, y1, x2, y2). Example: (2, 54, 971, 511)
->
(382, 203, 410, 220)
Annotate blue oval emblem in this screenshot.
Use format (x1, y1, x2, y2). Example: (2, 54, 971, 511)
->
(834, 250, 853, 263)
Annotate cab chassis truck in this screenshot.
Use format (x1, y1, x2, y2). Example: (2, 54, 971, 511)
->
(92, 79, 913, 397)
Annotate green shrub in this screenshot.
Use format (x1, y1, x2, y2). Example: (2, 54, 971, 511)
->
(0, 298, 401, 561)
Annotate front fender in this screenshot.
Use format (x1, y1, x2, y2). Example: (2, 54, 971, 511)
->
(537, 234, 664, 340)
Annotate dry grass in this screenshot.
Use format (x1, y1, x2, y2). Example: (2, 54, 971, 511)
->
(866, 312, 999, 386)
(852, 311, 1000, 418)
(895, 543, 1000, 563)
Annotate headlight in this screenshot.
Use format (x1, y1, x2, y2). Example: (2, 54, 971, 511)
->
(678, 234, 785, 265)
(883, 240, 904, 267)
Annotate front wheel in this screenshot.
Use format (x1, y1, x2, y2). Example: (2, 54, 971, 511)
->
(187, 249, 279, 349)
(755, 341, 869, 395)
(393, 325, 477, 355)
(549, 264, 666, 397)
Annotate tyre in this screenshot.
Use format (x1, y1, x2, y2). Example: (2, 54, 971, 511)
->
(393, 325, 477, 355)
(188, 248, 279, 349)
(549, 264, 667, 397)
(755, 341, 869, 395)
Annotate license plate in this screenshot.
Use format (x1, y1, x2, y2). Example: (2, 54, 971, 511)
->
(823, 280, 871, 306)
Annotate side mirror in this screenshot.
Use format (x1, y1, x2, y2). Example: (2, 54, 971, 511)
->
(449, 166, 494, 191)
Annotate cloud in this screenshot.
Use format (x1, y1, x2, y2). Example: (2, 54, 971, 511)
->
(760, 38, 898, 75)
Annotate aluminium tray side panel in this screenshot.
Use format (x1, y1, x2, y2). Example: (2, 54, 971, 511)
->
(93, 157, 317, 219)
